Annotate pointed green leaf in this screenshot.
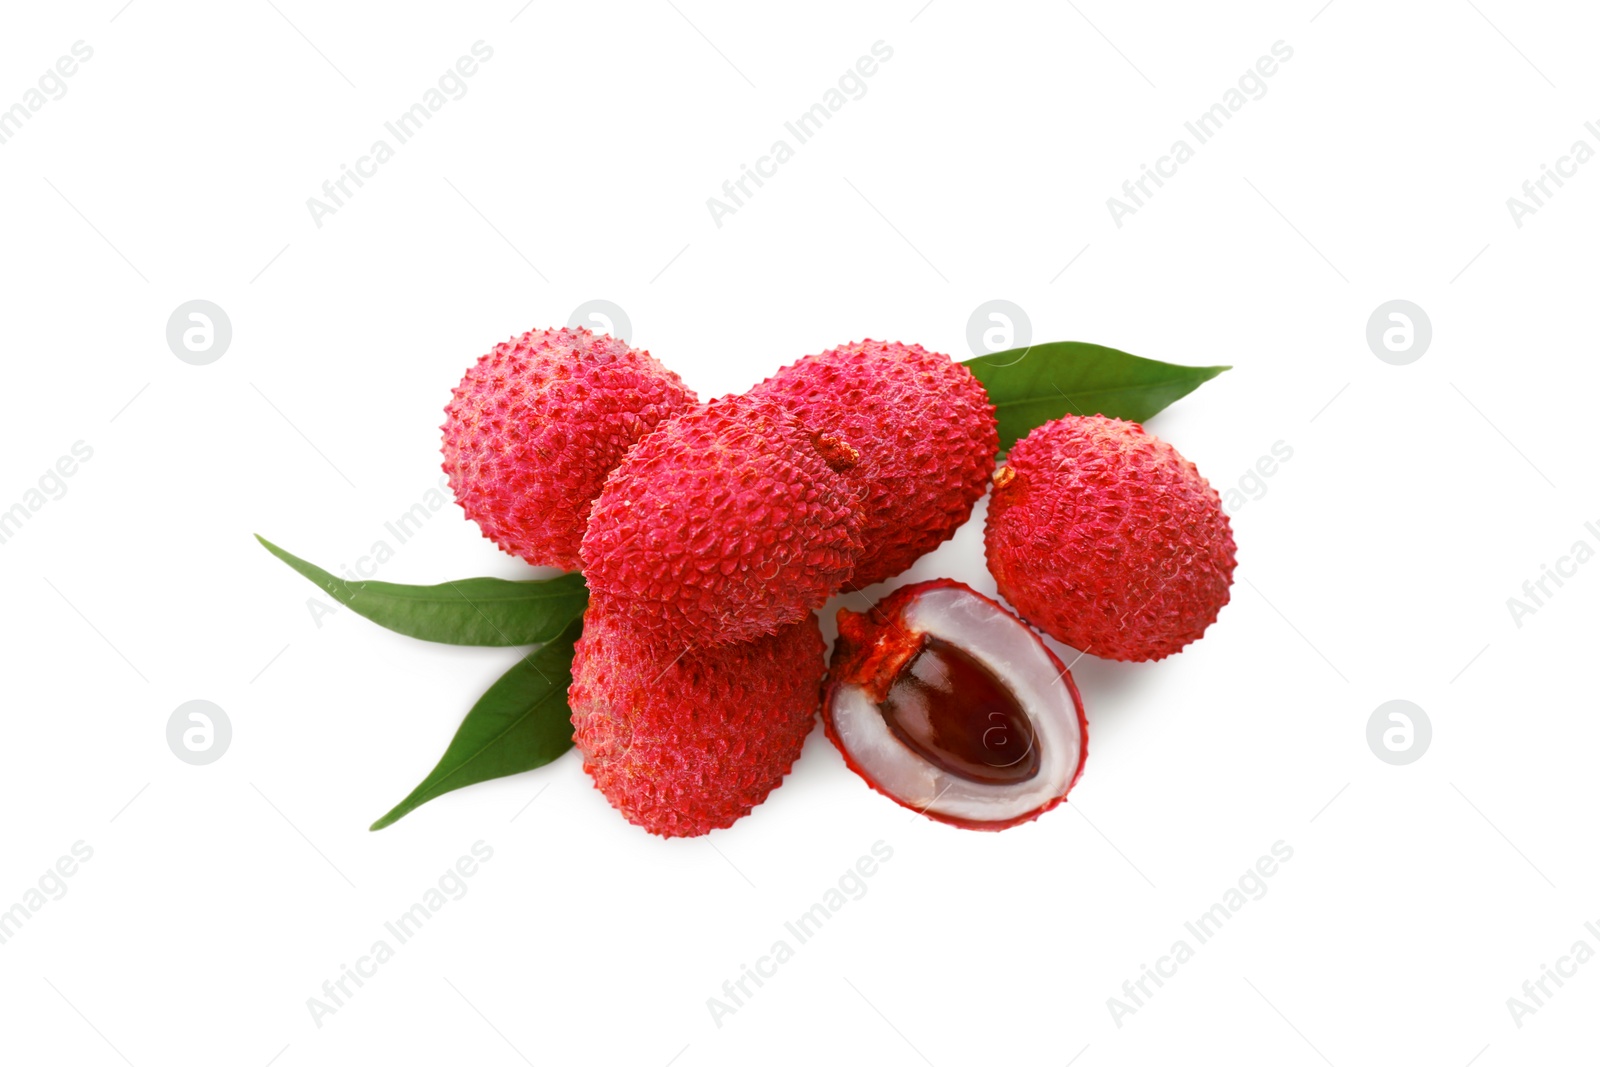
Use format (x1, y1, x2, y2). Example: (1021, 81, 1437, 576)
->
(370, 618, 582, 830)
(964, 342, 1230, 451)
(256, 535, 587, 646)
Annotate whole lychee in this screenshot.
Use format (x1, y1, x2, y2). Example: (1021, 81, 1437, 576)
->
(824, 580, 1087, 830)
(441, 326, 696, 571)
(569, 604, 825, 837)
(984, 414, 1236, 662)
(580, 393, 862, 648)
(750, 339, 997, 587)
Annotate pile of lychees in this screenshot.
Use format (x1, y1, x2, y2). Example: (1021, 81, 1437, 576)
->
(439, 327, 1236, 836)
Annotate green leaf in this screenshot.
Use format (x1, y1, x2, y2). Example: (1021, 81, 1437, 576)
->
(370, 618, 582, 830)
(256, 535, 587, 646)
(963, 342, 1230, 452)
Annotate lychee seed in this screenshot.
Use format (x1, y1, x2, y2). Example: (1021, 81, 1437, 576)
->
(875, 635, 1041, 786)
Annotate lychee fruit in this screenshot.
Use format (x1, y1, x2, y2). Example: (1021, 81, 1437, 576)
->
(569, 604, 826, 837)
(580, 393, 863, 648)
(750, 340, 998, 588)
(985, 414, 1236, 662)
(441, 326, 697, 571)
(823, 580, 1087, 831)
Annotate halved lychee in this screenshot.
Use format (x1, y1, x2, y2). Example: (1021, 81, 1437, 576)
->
(822, 580, 1087, 831)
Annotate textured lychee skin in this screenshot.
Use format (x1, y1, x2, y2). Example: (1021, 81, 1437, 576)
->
(750, 340, 998, 588)
(985, 415, 1237, 662)
(822, 580, 1087, 832)
(569, 605, 825, 838)
(441, 327, 697, 571)
(580, 394, 863, 648)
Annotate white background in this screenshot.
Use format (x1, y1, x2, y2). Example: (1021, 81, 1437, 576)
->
(1, 1, 1596, 1064)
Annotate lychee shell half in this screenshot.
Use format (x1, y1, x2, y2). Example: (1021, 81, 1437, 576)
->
(580, 393, 863, 648)
(823, 580, 1087, 831)
(985, 414, 1237, 662)
(441, 326, 697, 571)
(569, 605, 825, 838)
(751, 340, 998, 588)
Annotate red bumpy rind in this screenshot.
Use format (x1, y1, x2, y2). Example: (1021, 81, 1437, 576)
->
(580, 393, 863, 648)
(751, 340, 997, 588)
(569, 604, 826, 838)
(441, 326, 697, 571)
(984, 415, 1237, 662)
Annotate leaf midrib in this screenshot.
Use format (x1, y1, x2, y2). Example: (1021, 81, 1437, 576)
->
(342, 582, 578, 603)
(986, 369, 1231, 414)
